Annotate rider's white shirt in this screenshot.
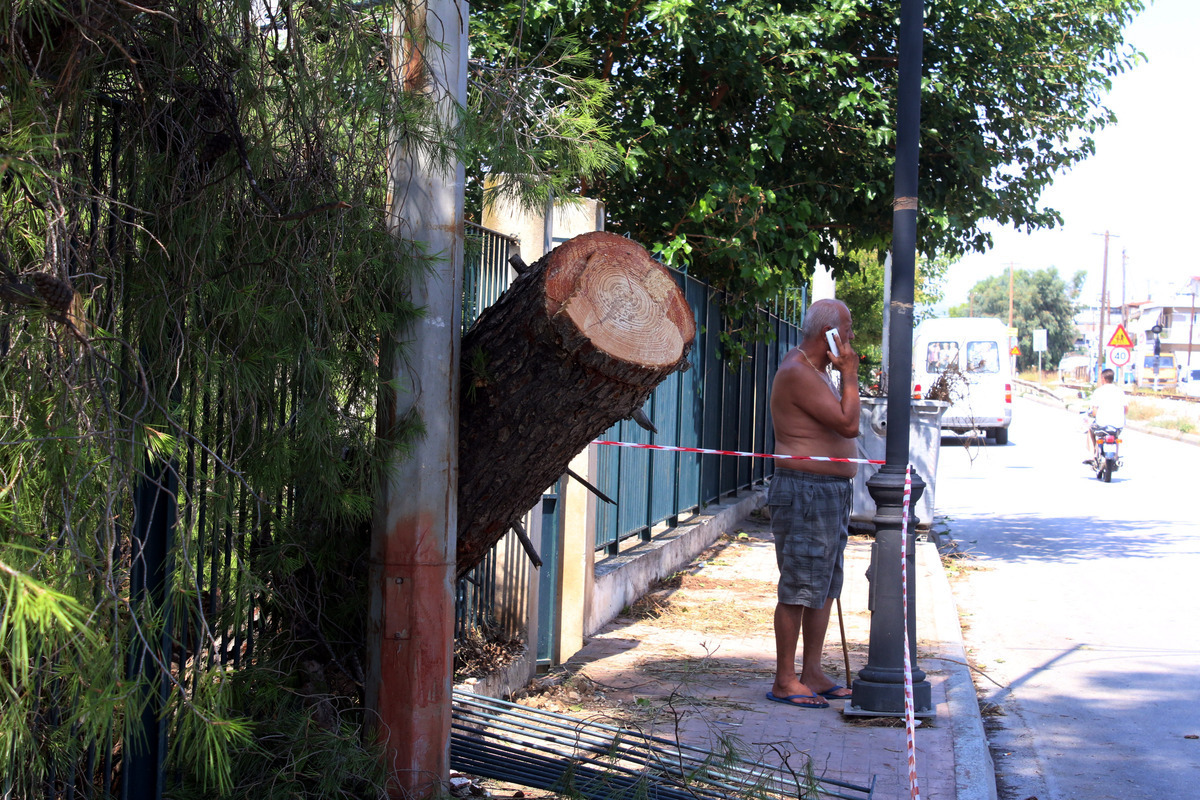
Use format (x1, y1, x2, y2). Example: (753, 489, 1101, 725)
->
(1091, 382, 1126, 428)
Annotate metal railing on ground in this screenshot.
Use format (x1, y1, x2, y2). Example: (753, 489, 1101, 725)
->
(451, 690, 875, 800)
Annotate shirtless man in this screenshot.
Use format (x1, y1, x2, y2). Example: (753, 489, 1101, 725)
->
(766, 298, 860, 709)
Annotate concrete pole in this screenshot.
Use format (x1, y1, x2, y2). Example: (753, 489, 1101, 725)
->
(1121, 250, 1127, 326)
(1008, 262, 1016, 375)
(368, 2, 467, 798)
(1188, 277, 1198, 370)
(1008, 261, 1014, 327)
(1099, 231, 1109, 378)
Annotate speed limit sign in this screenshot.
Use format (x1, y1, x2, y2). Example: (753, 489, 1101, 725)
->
(1108, 346, 1131, 367)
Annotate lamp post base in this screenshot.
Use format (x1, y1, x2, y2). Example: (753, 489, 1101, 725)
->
(850, 463, 933, 716)
(848, 676, 933, 717)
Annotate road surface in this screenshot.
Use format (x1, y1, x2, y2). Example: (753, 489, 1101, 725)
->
(935, 395, 1200, 800)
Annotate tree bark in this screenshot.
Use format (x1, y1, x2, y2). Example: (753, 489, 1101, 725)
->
(456, 231, 695, 578)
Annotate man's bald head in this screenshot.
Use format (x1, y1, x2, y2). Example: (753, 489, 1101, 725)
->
(801, 298, 850, 343)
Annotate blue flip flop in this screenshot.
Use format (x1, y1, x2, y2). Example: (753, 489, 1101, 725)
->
(765, 691, 829, 709)
(817, 685, 852, 700)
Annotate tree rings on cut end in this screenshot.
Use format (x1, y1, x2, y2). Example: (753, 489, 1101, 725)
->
(543, 231, 695, 369)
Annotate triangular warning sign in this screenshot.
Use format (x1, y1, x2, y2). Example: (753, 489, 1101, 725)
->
(1107, 324, 1133, 348)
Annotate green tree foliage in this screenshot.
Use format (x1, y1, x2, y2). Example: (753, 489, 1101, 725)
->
(1, 1, 416, 793)
(465, 31, 618, 216)
(1, 0, 603, 795)
(470, 0, 1145, 313)
(948, 268, 1086, 368)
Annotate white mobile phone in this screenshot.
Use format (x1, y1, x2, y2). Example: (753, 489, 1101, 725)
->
(825, 328, 841, 358)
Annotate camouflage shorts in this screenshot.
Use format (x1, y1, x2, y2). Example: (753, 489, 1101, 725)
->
(767, 469, 852, 609)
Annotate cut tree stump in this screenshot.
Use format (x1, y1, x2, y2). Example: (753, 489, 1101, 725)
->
(457, 231, 696, 578)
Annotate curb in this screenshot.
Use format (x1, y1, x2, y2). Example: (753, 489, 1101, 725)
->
(919, 541, 999, 800)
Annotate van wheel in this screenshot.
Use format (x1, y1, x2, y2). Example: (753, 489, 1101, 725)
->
(993, 428, 1008, 445)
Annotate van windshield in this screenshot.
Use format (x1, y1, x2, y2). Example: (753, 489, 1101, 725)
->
(1142, 356, 1175, 369)
(964, 341, 1000, 373)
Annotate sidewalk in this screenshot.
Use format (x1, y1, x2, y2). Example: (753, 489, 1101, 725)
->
(521, 496, 994, 800)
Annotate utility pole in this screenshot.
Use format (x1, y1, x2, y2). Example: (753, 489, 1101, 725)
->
(1092, 231, 1118, 381)
(1121, 249, 1128, 327)
(1099, 232, 1108, 379)
(1008, 261, 1014, 326)
(369, 3, 467, 798)
(1008, 262, 1016, 376)
(1188, 276, 1200, 372)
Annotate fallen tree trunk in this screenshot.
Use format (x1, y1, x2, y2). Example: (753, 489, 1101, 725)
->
(456, 231, 695, 578)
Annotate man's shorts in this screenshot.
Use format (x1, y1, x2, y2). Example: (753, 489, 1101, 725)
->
(767, 469, 853, 609)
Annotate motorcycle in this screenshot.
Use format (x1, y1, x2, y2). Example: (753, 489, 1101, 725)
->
(1088, 424, 1122, 482)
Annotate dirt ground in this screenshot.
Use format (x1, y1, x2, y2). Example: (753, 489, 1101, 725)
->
(458, 507, 870, 798)
(507, 508, 891, 751)
(455, 505, 960, 800)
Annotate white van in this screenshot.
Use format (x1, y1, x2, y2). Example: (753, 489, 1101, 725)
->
(910, 317, 1014, 444)
(1181, 366, 1200, 398)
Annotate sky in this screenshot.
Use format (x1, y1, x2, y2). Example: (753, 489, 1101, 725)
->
(938, 0, 1200, 312)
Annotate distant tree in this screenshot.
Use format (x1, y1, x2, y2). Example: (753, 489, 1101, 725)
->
(839, 251, 951, 382)
(471, 0, 1145, 315)
(949, 268, 1086, 368)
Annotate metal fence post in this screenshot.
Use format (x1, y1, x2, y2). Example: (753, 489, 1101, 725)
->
(124, 455, 177, 800)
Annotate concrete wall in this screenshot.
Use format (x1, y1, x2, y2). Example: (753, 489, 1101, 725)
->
(482, 180, 604, 264)
(555, 447, 595, 664)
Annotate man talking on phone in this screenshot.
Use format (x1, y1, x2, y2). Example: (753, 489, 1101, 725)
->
(765, 298, 860, 708)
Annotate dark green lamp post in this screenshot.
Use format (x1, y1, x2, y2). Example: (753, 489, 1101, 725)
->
(849, 0, 933, 716)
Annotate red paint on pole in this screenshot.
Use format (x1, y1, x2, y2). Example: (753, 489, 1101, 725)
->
(369, 499, 458, 797)
(370, 556, 454, 793)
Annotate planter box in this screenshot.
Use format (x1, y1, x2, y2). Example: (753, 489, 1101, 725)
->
(851, 398, 949, 532)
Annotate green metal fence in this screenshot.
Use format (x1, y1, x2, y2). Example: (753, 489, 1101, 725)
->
(592, 273, 804, 554)
(456, 223, 519, 638)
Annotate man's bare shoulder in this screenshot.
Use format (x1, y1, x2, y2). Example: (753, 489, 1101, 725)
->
(773, 356, 828, 399)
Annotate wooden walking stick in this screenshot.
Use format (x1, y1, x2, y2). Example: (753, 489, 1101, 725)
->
(836, 596, 852, 686)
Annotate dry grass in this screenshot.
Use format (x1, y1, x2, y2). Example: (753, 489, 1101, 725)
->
(844, 715, 933, 729)
(637, 655, 771, 681)
(1119, 400, 1197, 434)
(626, 578, 776, 634)
(940, 549, 989, 579)
(1157, 417, 1197, 434)
(978, 699, 1007, 717)
(1126, 400, 1159, 421)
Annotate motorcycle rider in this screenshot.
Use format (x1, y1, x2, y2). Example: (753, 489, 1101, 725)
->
(1083, 368, 1127, 463)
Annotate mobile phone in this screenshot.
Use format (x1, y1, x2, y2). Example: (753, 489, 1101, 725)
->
(825, 328, 841, 358)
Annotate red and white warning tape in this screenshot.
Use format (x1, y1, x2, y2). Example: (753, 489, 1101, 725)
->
(591, 440, 885, 465)
(901, 465, 921, 800)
